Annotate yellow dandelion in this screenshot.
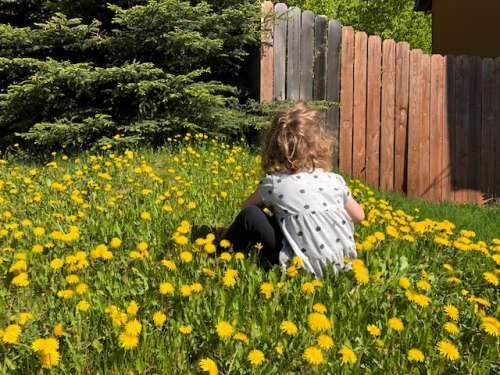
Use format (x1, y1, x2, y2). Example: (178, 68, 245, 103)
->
(159, 282, 175, 295)
(110, 237, 122, 248)
(443, 322, 459, 335)
(483, 272, 499, 286)
(77, 300, 91, 312)
(388, 317, 404, 332)
(41, 351, 60, 369)
(260, 282, 273, 299)
(275, 344, 284, 355)
(53, 323, 64, 337)
(161, 259, 177, 271)
(303, 346, 325, 365)
(338, 346, 357, 365)
(367, 324, 381, 337)
(413, 293, 431, 308)
(179, 325, 192, 334)
(408, 348, 425, 362)
(399, 277, 411, 289)
(280, 320, 298, 336)
(216, 321, 233, 339)
(317, 334, 334, 350)
(481, 316, 500, 337)
(444, 305, 459, 321)
(119, 332, 138, 349)
(127, 301, 139, 316)
(247, 349, 265, 366)
(312, 303, 327, 314)
(199, 358, 218, 375)
(416, 279, 431, 292)
(125, 319, 142, 336)
(233, 332, 249, 344)
(220, 252, 232, 261)
(437, 340, 459, 361)
(180, 251, 193, 263)
(2, 324, 21, 344)
(308, 313, 332, 332)
(153, 312, 167, 327)
(219, 239, 231, 248)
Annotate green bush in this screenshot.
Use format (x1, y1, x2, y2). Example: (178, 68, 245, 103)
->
(0, 60, 248, 150)
(0, 1, 262, 151)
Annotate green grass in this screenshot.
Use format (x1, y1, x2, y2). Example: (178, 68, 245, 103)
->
(0, 136, 498, 374)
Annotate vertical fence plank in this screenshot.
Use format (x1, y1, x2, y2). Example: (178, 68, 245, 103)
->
(443, 55, 455, 202)
(469, 56, 482, 204)
(352, 31, 368, 180)
(394, 42, 410, 194)
(481, 58, 494, 199)
(287, 7, 301, 100)
(273, 3, 288, 101)
(454, 56, 471, 202)
(339, 26, 355, 175)
(380, 39, 396, 191)
(313, 15, 328, 100)
(407, 49, 422, 197)
(495, 57, 500, 198)
(429, 54, 444, 201)
(300, 10, 314, 100)
(326, 20, 342, 168)
(260, 1, 274, 102)
(419, 54, 431, 198)
(366, 36, 382, 187)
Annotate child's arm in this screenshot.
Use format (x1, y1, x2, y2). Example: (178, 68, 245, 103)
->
(344, 198, 365, 223)
(241, 190, 264, 209)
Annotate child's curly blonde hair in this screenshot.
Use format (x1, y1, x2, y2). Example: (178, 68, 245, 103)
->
(261, 102, 336, 174)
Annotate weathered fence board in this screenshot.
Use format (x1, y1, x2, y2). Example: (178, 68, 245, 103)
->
(299, 10, 314, 100)
(287, 7, 301, 100)
(352, 31, 368, 180)
(380, 39, 396, 191)
(326, 20, 342, 167)
(420, 54, 431, 198)
(443, 55, 455, 202)
(407, 49, 422, 197)
(339, 26, 355, 175)
(313, 15, 328, 100)
(429, 54, 444, 201)
(394, 42, 410, 194)
(366, 35, 382, 187)
(495, 57, 500, 197)
(481, 58, 495, 198)
(260, 1, 274, 102)
(454, 56, 470, 202)
(469, 56, 482, 203)
(272, 3, 287, 100)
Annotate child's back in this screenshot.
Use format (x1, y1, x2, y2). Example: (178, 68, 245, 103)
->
(258, 169, 357, 277)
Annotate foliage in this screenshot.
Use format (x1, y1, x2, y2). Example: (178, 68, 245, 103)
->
(0, 137, 498, 373)
(0, 1, 262, 151)
(284, 0, 432, 53)
(0, 59, 251, 150)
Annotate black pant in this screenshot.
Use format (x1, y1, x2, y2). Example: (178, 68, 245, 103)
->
(223, 206, 283, 266)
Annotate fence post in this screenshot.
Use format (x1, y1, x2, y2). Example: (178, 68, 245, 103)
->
(260, 1, 274, 102)
(326, 20, 342, 168)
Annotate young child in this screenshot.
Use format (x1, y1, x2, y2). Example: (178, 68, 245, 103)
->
(221, 102, 365, 277)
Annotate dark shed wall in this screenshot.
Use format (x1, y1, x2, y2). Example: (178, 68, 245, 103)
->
(433, 0, 500, 58)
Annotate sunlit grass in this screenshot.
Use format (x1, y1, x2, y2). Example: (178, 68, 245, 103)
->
(0, 134, 498, 374)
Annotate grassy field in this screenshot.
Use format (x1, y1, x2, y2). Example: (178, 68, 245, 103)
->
(0, 134, 499, 374)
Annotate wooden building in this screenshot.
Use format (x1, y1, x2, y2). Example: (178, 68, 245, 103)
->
(415, 0, 500, 58)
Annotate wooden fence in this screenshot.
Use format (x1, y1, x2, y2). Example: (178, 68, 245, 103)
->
(260, 1, 500, 204)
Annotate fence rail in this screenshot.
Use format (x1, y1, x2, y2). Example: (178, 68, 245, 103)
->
(260, 1, 499, 204)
